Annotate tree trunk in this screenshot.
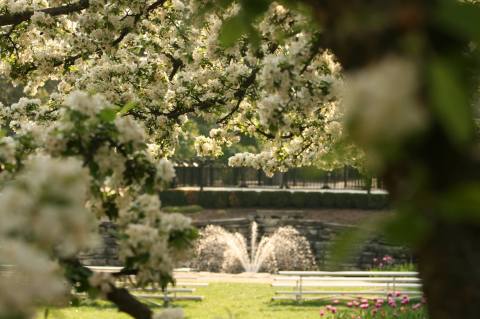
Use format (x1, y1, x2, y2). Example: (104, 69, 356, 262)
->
(417, 221, 480, 319)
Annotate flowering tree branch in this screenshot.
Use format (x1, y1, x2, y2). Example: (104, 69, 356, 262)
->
(0, 0, 90, 27)
(216, 67, 259, 124)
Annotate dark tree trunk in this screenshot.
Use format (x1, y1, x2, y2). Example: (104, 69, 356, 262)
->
(106, 287, 153, 319)
(416, 222, 480, 319)
(300, 1, 480, 318)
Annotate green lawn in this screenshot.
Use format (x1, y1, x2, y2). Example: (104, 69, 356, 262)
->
(42, 283, 327, 319)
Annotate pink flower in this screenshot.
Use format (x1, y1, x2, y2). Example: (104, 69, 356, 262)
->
(326, 305, 332, 311)
(412, 303, 422, 310)
(347, 301, 353, 307)
(360, 303, 369, 309)
(376, 298, 384, 304)
(333, 299, 339, 304)
(319, 310, 325, 317)
(395, 292, 401, 297)
(361, 299, 369, 304)
(353, 301, 360, 307)
(331, 307, 337, 314)
(401, 296, 410, 305)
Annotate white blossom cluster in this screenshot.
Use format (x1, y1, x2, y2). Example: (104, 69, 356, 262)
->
(0, 88, 191, 317)
(0, 241, 68, 319)
(0, 0, 349, 173)
(0, 155, 96, 318)
(0, 155, 97, 256)
(342, 56, 428, 166)
(118, 194, 193, 287)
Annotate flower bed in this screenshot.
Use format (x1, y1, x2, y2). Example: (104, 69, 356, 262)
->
(319, 294, 427, 319)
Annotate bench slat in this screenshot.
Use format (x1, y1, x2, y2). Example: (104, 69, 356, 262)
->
(134, 294, 203, 301)
(278, 271, 418, 277)
(275, 290, 423, 296)
(272, 283, 422, 288)
(274, 277, 421, 283)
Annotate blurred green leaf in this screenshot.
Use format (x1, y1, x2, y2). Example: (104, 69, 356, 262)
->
(435, 183, 480, 223)
(429, 57, 474, 145)
(219, 14, 249, 47)
(218, 0, 270, 47)
(436, 0, 480, 42)
(98, 108, 117, 123)
(383, 208, 431, 246)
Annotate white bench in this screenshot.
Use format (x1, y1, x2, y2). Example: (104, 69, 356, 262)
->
(87, 266, 207, 302)
(272, 271, 422, 302)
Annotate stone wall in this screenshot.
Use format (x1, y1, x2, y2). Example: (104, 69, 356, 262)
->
(80, 210, 414, 270)
(79, 222, 121, 266)
(193, 210, 413, 270)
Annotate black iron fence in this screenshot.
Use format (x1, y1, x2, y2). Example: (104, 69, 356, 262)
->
(173, 164, 385, 190)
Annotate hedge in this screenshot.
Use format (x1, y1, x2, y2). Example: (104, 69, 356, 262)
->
(159, 190, 389, 210)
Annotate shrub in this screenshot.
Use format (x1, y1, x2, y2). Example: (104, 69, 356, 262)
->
(159, 190, 389, 209)
(162, 205, 203, 214)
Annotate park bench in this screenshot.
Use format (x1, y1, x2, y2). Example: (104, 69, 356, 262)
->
(272, 271, 422, 302)
(87, 266, 207, 302)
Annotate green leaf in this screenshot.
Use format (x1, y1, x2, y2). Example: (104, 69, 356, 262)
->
(435, 0, 480, 42)
(218, 0, 269, 47)
(383, 208, 430, 246)
(435, 183, 480, 223)
(118, 101, 136, 115)
(98, 108, 117, 123)
(219, 15, 249, 47)
(428, 57, 474, 145)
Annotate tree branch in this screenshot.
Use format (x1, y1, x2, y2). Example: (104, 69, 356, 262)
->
(62, 258, 153, 319)
(216, 67, 259, 124)
(0, 0, 90, 27)
(106, 287, 153, 319)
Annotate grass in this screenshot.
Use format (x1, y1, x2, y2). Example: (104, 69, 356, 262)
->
(40, 283, 426, 319)
(41, 283, 328, 319)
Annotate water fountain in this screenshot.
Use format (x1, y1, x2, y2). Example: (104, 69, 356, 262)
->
(193, 222, 316, 273)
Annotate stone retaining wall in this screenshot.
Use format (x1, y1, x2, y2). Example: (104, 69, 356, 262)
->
(194, 210, 413, 270)
(80, 210, 413, 270)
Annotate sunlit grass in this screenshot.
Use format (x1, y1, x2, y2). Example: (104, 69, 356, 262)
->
(41, 283, 330, 319)
(41, 283, 425, 319)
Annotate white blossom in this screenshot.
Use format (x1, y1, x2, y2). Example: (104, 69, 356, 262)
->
(156, 158, 176, 183)
(342, 56, 427, 148)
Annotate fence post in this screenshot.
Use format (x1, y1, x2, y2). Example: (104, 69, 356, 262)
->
(257, 169, 262, 186)
(198, 162, 204, 191)
(280, 172, 289, 189)
(208, 161, 214, 186)
(239, 167, 248, 188)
